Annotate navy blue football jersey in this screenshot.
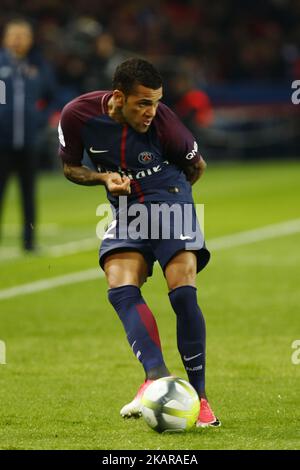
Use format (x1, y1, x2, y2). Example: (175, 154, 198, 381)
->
(58, 91, 202, 207)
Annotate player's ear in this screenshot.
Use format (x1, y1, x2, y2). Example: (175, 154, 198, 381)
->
(113, 90, 125, 107)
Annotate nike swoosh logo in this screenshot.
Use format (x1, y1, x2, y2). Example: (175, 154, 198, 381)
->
(183, 353, 203, 361)
(89, 147, 109, 153)
(179, 235, 193, 240)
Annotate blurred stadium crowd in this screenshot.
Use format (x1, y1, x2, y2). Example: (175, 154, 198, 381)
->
(2, 0, 300, 87)
(1, 0, 300, 164)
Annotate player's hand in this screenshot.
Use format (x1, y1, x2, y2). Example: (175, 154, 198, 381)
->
(105, 173, 131, 196)
(184, 159, 207, 185)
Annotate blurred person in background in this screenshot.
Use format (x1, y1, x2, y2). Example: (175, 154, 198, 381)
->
(83, 31, 132, 92)
(55, 16, 102, 96)
(0, 18, 57, 251)
(167, 69, 213, 140)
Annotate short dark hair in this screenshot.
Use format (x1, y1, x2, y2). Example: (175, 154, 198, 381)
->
(112, 58, 162, 95)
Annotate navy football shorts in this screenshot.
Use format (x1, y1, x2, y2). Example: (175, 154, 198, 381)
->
(99, 201, 210, 277)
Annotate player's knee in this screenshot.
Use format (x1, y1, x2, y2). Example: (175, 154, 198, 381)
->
(166, 266, 196, 291)
(106, 274, 135, 289)
(103, 252, 148, 288)
(104, 267, 145, 289)
(168, 277, 196, 291)
(165, 251, 197, 290)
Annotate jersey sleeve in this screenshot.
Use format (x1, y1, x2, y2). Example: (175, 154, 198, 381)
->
(58, 101, 84, 165)
(154, 102, 202, 167)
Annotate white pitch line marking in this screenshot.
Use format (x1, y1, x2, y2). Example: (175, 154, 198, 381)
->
(3, 223, 59, 236)
(47, 238, 97, 257)
(0, 237, 98, 261)
(0, 268, 103, 300)
(209, 218, 300, 250)
(0, 218, 300, 300)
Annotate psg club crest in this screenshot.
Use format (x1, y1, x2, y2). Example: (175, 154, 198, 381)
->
(138, 151, 155, 164)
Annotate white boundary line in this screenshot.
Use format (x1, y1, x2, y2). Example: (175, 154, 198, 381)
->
(0, 269, 102, 300)
(0, 237, 97, 261)
(0, 218, 300, 300)
(209, 218, 300, 250)
(3, 223, 59, 236)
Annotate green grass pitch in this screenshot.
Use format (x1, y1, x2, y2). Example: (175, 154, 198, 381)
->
(0, 160, 299, 450)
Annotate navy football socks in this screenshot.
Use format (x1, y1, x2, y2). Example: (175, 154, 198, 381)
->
(108, 285, 170, 379)
(168, 285, 206, 398)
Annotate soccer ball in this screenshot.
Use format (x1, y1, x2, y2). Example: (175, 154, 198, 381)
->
(141, 376, 200, 433)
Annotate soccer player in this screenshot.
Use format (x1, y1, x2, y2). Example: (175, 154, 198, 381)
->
(58, 58, 220, 427)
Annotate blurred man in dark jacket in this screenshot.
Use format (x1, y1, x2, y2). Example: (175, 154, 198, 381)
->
(0, 18, 56, 251)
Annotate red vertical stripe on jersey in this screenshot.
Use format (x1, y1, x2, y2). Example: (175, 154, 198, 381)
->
(136, 304, 162, 350)
(120, 124, 145, 203)
(120, 125, 128, 169)
(131, 180, 145, 203)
